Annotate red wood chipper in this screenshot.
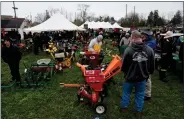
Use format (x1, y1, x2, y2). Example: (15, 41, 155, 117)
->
(79, 51, 104, 68)
(60, 55, 122, 114)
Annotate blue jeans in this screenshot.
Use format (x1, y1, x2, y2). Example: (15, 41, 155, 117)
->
(120, 80, 146, 112)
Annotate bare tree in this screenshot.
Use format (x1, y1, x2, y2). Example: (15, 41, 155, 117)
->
(167, 11, 175, 20)
(59, 7, 64, 15)
(34, 13, 46, 23)
(48, 7, 60, 16)
(68, 13, 73, 21)
(34, 10, 50, 23)
(77, 4, 90, 22)
(86, 12, 96, 21)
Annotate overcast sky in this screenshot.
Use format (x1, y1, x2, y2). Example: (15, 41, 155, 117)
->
(1, 2, 183, 21)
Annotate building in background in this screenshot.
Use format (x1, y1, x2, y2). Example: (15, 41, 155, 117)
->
(1, 15, 31, 39)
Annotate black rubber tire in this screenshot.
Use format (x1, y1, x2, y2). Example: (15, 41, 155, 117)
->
(102, 84, 108, 97)
(94, 103, 107, 114)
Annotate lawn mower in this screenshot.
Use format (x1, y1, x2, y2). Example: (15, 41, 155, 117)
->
(21, 59, 56, 87)
(60, 55, 122, 114)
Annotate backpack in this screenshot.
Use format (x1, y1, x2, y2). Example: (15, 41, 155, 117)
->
(132, 50, 148, 63)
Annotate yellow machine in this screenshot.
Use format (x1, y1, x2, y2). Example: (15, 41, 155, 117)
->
(46, 40, 74, 71)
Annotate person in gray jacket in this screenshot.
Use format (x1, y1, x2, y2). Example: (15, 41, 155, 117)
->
(119, 33, 130, 56)
(120, 30, 155, 116)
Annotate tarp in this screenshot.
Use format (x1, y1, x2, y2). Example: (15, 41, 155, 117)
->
(24, 14, 85, 32)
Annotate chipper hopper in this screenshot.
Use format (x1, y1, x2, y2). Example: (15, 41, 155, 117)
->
(79, 51, 104, 68)
(60, 55, 122, 114)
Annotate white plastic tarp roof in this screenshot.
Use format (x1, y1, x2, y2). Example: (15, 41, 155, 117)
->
(24, 14, 85, 32)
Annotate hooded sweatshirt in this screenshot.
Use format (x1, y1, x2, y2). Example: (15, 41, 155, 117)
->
(145, 35, 156, 50)
(122, 43, 155, 82)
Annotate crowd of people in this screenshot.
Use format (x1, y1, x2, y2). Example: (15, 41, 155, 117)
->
(1, 27, 183, 117)
(86, 28, 183, 116)
(117, 29, 183, 116)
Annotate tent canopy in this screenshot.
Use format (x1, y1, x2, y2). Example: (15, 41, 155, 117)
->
(112, 23, 130, 32)
(79, 21, 113, 29)
(112, 23, 123, 29)
(24, 14, 85, 32)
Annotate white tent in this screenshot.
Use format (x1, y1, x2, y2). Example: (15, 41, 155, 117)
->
(112, 23, 130, 32)
(105, 22, 113, 27)
(24, 14, 85, 32)
(122, 28, 130, 32)
(79, 21, 89, 28)
(79, 21, 113, 29)
(112, 23, 123, 29)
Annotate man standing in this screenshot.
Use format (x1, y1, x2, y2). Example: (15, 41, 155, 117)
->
(2, 38, 22, 85)
(33, 33, 40, 55)
(179, 36, 183, 83)
(120, 30, 155, 116)
(141, 31, 156, 101)
(88, 35, 104, 65)
(88, 35, 103, 52)
(119, 33, 130, 56)
(159, 31, 173, 82)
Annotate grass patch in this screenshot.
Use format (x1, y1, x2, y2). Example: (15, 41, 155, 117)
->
(1, 39, 184, 119)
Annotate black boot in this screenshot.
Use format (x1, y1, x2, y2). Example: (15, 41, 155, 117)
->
(159, 70, 168, 82)
(180, 71, 183, 83)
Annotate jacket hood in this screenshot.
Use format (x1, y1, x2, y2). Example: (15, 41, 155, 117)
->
(131, 43, 146, 52)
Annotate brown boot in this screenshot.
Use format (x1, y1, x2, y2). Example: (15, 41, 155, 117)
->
(135, 111, 143, 118)
(120, 108, 128, 113)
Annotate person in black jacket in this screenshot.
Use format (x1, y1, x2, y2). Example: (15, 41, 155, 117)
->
(159, 31, 173, 82)
(33, 33, 39, 55)
(2, 38, 22, 84)
(120, 30, 155, 116)
(179, 39, 183, 83)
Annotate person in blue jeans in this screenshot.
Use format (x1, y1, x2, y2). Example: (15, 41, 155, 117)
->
(120, 30, 155, 116)
(141, 31, 156, 101)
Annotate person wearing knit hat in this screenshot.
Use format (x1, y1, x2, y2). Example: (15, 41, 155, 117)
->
(88, 35, 104, 64)
(88, 35, 103, 53)
(2, 38, 22, 85)
(120, 30, 155, 116)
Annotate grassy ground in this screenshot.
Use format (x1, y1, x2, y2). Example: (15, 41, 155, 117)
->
(1, 39, 184, 119)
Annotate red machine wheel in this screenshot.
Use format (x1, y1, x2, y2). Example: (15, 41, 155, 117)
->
(94, 103, 107, 114)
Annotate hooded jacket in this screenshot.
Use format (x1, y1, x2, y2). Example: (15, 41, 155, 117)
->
(145, 35, 156, 50)
(122, 43, 155, 82)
